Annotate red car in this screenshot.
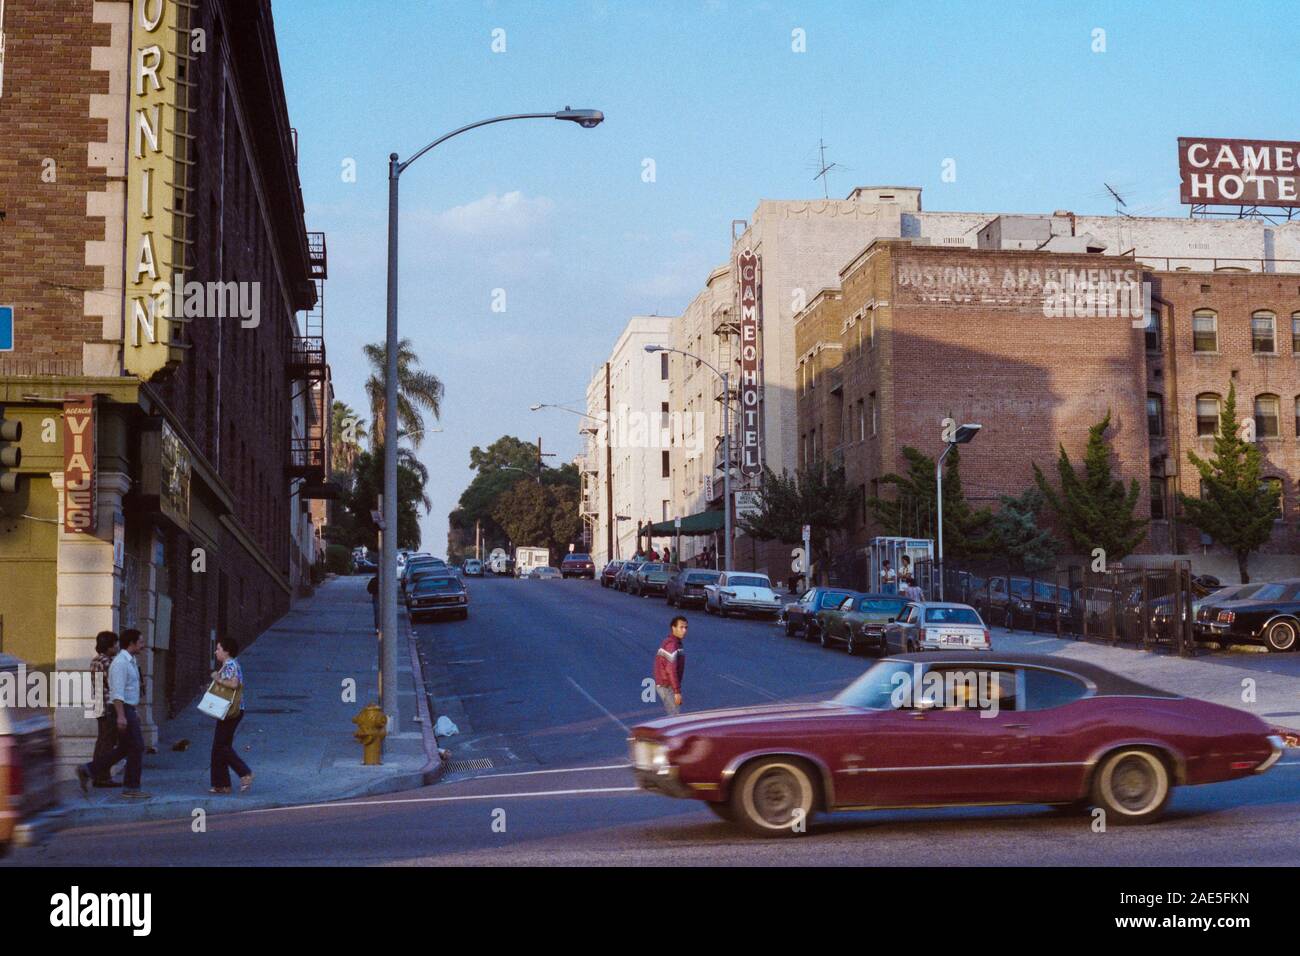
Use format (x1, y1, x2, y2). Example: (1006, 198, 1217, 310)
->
(629, 652, 1286, 837)
(560, 552, 596, 579)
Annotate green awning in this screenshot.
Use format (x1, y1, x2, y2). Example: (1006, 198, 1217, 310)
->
(646, 509, 726, 537)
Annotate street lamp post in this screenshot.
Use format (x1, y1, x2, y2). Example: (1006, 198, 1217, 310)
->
(382, 108, 603, 724)
(935, 423, 981, 601)
(645, 345, 733, 571)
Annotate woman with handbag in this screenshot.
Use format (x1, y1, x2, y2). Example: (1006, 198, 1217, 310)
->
(209, 636, 253, 795)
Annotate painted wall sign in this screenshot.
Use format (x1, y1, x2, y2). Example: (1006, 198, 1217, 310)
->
(124, 0, 191, 379)
(1178, 137, 1300, 207)
(159, 419, 192, 524)
(736, 249, 763, 478)
(63, 396, 96, 534)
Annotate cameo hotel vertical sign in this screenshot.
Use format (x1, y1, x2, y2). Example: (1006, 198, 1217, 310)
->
(737, 251, 763, 478)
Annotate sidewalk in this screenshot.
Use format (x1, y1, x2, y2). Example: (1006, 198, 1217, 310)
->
(59, 575, 441, 827)
(992, 626, 1300, 732)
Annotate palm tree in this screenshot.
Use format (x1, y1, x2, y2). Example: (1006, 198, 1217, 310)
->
(331, 400, 368, 475)
(364, 339, 443, 451)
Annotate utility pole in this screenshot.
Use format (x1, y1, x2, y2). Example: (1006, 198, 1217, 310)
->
(475, 518, 481, 561)
(604, 361, 613, 565)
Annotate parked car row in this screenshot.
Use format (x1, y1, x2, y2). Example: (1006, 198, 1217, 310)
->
(785, 587, 992, 656)
(1196, 579, 1300, 652)
(601, 560, 787, 619)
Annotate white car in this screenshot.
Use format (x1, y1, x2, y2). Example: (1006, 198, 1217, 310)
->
(703, 572, 783, 619)
(883, 601, 992, 653)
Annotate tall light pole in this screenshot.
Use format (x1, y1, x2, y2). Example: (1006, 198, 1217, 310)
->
(645, 344, 734, 571)
(382, 107, 603, 724)
(936, 423, 981, 601)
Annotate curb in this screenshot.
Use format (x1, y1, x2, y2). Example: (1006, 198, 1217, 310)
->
(406, 613, 447, 788)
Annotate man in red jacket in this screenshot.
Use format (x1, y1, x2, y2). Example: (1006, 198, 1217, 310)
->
(654, 616, 688, 714)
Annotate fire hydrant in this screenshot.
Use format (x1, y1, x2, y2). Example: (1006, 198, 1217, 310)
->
(353, 703, 387, 765)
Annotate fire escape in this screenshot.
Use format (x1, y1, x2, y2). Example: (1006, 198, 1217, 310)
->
(711, 301, 741, 499)
(578, 419, 602, 550)
(287, 231, 336, 498)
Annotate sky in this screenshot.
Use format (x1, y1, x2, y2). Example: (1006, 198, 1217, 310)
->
(272, 0, 1300, 554)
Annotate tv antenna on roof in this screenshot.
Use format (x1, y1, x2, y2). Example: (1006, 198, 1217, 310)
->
(1104, 182, 1132, 218)
(813, 138, 840, 199)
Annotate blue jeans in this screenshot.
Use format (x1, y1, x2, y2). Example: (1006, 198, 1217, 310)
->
(85, 703, 144, 790)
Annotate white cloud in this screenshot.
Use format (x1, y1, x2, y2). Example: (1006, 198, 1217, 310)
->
(432, 191, 555, 240)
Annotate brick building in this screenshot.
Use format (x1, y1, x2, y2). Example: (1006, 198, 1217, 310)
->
(0, 0, 332, 772)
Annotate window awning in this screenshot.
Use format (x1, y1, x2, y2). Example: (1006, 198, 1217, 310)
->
(645, 509, 726, 537)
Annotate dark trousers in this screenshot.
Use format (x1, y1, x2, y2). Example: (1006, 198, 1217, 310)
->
(85, 704, 144, 789)
(91, 713, 119, 783)
(372, 595, 379, 630)
(210, 711, 251, 788)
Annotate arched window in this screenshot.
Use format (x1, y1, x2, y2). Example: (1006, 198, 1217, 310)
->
(1251, 310, 1277, 353)
(1192, 309, 1218, 352)
(1255, 394, 1281, 439)
(1196, 393, 1221, 437)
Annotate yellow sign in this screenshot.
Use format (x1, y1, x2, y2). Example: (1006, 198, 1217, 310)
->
(124, 0, 191, 380)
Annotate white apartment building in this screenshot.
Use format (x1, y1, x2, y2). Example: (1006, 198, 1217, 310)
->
(582, 316, 674, 567)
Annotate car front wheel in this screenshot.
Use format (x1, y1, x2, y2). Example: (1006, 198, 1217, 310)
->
(845, 631, 856, 656)
(1090, 748, 1171, 825)
(731, 758, 817, 837)
(1265, 619, 1298, 652)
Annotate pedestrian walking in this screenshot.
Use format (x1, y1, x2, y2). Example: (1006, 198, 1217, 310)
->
(77, 628, 148, 799)
(88, 630, 121, 788)
(367, 574, 379, 632)
(653, 616, 688, 715)
(209, 635, 253, 795)
(904, 576, 925, 602)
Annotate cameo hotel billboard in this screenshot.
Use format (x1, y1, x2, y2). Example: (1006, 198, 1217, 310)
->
(1179, 136, 1300, 207)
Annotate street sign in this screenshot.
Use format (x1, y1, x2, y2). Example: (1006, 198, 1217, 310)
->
(704, 474, 714, 500)
(0, 306, 13, 351)
(674, 516, 681, 529)
(734, 490, 760, 520)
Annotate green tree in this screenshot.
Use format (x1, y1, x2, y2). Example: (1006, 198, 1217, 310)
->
(363, 338, 444, 450)
(1033, 412, 1146, 562)
(868, 446, 993, 558)
(738, 462, 854, 583)
(343, 446, 431, 551)
(330, 400, 367, 479)
(1178, 382, 1281, 583)
(492, 479, 552, 551)
(990, 488, 1058, 572)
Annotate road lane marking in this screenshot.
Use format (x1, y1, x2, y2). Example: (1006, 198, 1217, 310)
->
(248, 786, 643, 816)
(1024, 639, 1055, 645)
(566, 676, 630, 732)
(720, 673, 780, 700)
(472, 763, 630, 779)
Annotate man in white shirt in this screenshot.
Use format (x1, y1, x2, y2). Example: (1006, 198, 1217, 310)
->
(77, 629, 149, 798)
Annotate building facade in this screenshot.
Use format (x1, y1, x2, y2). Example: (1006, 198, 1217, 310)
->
(0, 0, 331, 773)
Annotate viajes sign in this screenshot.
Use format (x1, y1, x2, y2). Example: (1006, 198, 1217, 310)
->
(736, 249, 763, 478)
(62, 396, 96, 534)
(1178, 136, 1300, 207)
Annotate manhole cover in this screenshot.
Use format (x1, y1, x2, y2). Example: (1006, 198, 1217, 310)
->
(446, 758, 494, 772)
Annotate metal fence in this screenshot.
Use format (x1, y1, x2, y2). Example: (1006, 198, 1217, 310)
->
(912, 557, 1200, 656)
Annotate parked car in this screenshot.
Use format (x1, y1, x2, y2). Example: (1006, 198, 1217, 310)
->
(630, 562, 673, 597)
(1194, 583, 1264, 642)
(404, 565, 452, 605)
(980, 576, 1071, 630)
(600, 561, 624, 588)
(666, 568, 721, 607)
(408, 574, 469, 621)
(614, 561, 644, 592)
(629, 651, 1286, 836)
(354, 556, 377, 574)
(1194, 579, 1300, 652)
(782, 587, 855, 640)
(529, 565, 562, 580)
(560, 553, 596, 579)
(399, 555, 441, 591)
(463, 559, 483, 577)
(0, 654, 60, 856)
(703, 572, 783, 618)
(814, 592, 910, 655)
(883, 601, 991, 653)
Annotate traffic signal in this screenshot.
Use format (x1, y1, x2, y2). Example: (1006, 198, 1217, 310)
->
(0, 414, 21, 494)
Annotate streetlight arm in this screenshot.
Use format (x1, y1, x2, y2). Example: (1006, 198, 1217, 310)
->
(398, 113, 562, 174)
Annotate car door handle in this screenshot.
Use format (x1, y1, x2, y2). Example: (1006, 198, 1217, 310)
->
(1002, 723, 1028, 730)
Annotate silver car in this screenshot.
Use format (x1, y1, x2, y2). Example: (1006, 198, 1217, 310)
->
(883, 602, 992, 653)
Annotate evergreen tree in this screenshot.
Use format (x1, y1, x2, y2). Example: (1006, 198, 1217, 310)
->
(1178, 382, 1281, 583)
(990, 488, 1057, 572)
(1032, 412, 1146, 562)
(867, 446, 993, 558)
(738, 461, 854, 583)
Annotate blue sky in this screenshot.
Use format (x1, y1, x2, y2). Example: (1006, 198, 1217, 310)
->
(273, 0, 1300, 554)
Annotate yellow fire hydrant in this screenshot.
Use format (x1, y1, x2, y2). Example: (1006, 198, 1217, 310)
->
(353, 703, 387, 765)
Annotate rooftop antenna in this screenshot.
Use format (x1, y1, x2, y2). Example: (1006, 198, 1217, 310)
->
(813, 138, 840, 199)
(1104, 182, 1131, 218)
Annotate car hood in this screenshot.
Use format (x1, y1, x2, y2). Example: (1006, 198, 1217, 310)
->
(635, 700, 857, 737)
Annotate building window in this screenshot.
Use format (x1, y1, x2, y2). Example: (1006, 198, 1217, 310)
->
(1196, 393, 1220, 436)
(869, 392, 878, 436)
(1292, 313, 1300, 353)
(1150, 475, 1166, 520)
(1255, 394, 1281, 438)
(660, 352, 669, 380)
(810, 427, 818, 463)
(661, 401, 669, 430)
(859, 483, 867, 527)
(661, 450, 670, 478)
(1295, 396, 1300, 438)
(1145, 308, 1161, 352)
(869, 311, 876, 348)
(1147, 393, 1163, 437)
(1251, 311, 1277, 353)
(1192, 309, 1218, 352)
(856, 398, 865, 441)
(1262, 477, 1284, 521)
(663, 499, 671, 522)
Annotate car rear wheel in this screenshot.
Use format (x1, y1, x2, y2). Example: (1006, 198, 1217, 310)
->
(1265, 619, 1298, 652)
(845, 631, 856, 655)
(818, 625, 830, 648)
(1091, 748, 1171, 825)
(732, 758, 817, 837)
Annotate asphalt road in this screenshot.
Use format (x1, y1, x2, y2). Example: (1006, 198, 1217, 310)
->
(9, 575, 1300, 866)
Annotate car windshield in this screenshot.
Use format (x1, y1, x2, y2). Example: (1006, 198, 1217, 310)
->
(924, 606, 982, 625)
(1250, 582, 1299, 602)
(641, 563, 664, 572)
(567, 554, 592, 562)
(687, 572, 720, 583)
(834, 660, 916, 710)
(728, 576, 770, 588)
(415, 577, 458, 592)
(859, 598, 908, 615)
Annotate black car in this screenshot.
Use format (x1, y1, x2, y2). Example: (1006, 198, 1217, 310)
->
(1195, 579, 1300, 652)
(980, 576, 1071, 630)
(408, 574, 469, 621)
(561, 553, 596, 579)
(614, 561, 644, 592)
(600, 561, 624, 588)
(630, 562, 673, 597)
(666, 568, 721, 607)
(782, 587, 855, 639)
